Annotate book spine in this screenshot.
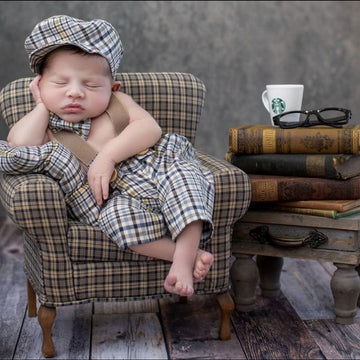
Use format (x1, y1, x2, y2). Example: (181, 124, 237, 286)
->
(275, 201, 346, 212)
(274, 205, 360, 219)
(228, 126, 360, 154)
(249, 175, 360, 202)
(273, 206, 337, 218)
(336, 209, 360, 218)
(225, 152, 341, 179)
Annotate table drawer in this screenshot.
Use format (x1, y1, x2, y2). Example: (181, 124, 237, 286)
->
(233, 210, 360, 265)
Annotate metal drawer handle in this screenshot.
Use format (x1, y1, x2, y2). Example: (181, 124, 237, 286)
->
(249, 225, 328, 248)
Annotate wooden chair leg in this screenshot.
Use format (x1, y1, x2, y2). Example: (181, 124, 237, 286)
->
(38, 305, 56, 358)
(27, 279, 37, 317)
(216, 291, 235, 340)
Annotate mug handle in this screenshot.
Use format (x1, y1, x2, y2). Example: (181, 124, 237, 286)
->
(262, 90, 270, 112)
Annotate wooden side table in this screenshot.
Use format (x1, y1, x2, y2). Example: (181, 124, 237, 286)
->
(231, 209, 360, 324)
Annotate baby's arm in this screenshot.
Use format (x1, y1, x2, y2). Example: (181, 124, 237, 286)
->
(7, 76, 50, 147)
(87, 92, 162, 205)
(100, 92, 162, 161)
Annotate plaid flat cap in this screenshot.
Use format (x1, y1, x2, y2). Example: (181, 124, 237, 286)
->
(24, 15, 123, 78)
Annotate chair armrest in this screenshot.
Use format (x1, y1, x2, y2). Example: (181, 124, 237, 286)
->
(196, 150, 251, 227)
(0, 173, 68, 239)
(0, 172, 79, 304)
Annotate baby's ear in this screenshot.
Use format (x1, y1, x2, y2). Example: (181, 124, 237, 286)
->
(112, 81, 121, 91)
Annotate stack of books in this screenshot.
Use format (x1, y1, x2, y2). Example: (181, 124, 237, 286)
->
(225, 124, 360, 219)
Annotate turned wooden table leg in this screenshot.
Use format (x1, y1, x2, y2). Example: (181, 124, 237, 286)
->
(230, 254, 259, 312)
(38, 305, 56, 358)
(27, 280, 37, 317)
(216, 291, 235, 340)
(331, 263, 360, 325)
(256, 255, 284, 298)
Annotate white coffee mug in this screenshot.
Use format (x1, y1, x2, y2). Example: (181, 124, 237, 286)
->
(262, 84, 304, 126)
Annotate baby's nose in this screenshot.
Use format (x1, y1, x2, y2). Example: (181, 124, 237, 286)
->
(66, 84, 84, 98)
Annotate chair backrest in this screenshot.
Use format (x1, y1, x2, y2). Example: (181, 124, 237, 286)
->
(0, 72, 206, 145)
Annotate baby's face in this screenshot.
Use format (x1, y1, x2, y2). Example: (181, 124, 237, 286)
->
(39, 49, 114, 122)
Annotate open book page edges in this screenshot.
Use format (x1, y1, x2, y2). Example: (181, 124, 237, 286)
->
(271, 205, 360, 219)
(275, 199, 360, 212)
(228, 125, 360, 154)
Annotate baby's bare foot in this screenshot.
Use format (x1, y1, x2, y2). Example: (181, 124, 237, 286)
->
(193, 250, 213, 281)
(164, 264, 194, 297)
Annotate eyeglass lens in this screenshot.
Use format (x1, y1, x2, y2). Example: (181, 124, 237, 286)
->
(278, 109, 349, 128)
(318, 108, 348, 121)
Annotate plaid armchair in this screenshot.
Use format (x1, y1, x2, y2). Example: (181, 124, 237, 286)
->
(0, 72, 251, 357)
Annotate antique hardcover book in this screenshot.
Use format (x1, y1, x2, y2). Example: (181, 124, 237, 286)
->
(248, 174, 360, 202)
(275, 199, 360, 212)
(272, 205, 360, 219)
(228, 125, 360, 154)
(224, 152, 360, 179)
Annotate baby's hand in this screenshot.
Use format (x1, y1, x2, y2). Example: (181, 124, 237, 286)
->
(29, 75, 43, 105)
(87, 153, 116, 205)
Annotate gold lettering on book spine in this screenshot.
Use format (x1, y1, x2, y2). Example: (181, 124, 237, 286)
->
(262, 129, 276, 153)
(306, 155, 326, 177)
(229, 129, 237, 153)
(352, 126, 360, 153)
(252, 181, 278, 202)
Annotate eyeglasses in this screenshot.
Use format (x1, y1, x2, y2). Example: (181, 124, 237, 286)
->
(272, 107, 352, 129)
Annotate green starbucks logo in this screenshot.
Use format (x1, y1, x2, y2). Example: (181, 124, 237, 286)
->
(272, 98, 286, 114)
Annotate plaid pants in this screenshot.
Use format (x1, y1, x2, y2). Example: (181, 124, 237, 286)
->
(0, 134, 214, 249)
(100, 133, 214, 249)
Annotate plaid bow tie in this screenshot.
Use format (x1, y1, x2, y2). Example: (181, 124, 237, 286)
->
(49, 113, 91, 140)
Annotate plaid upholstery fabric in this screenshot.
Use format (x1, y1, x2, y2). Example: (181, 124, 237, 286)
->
(0, 72, 251, 306)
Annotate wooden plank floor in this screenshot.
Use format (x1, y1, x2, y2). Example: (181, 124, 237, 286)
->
(1, 216, 360, 359)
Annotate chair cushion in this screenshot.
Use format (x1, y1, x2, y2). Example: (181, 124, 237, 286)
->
(67, 220, 151, 262)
